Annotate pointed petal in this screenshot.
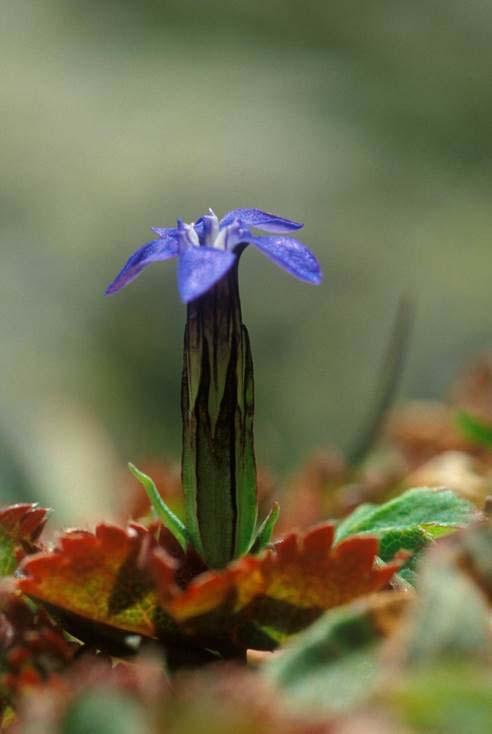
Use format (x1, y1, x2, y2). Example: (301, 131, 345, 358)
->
(177, 246, 236, 303)
(151, 226, 176, 237)
(220, 208, 303, 233)
(244, 234, 323, 285)
(105, 235, 178, 295)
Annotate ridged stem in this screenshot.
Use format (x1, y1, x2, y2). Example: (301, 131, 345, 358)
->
(181, 262, 257, 568)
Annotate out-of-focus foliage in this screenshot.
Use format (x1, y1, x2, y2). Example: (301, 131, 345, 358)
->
(264, 519, 492, 732)
(2, 1, 492, 517)
(5, 508, 492, 733)
(1, 367, 491, 732)
(456, 412, 492, 449)
(264, 592, 410, 714)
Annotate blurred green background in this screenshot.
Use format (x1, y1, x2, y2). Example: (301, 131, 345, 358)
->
(2, 0, 492, 521)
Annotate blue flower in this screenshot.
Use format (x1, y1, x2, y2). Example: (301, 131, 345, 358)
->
(105, 208, 323, 303)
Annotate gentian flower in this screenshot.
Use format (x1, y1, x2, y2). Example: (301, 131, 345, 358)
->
(106, 207, 322, 569)
(105, 208, 322, 302)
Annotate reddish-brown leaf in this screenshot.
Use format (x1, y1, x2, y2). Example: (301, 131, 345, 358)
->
(0, 504, 49, 576)
(159, 524, 401, 650)
(18, 523, 185, 638)
(18, 519, 399, 653)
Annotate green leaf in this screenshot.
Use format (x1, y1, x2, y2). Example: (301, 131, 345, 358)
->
(335, 502, 376, 533)
(62, 692, 146, 734)
(265, 520, 491, 720)
(264, 594, 405, 714)
(458, 521, 492, 600)
(335, 488, 476, 581)
(388, 664, 492, 734)
(336, 488, 475, 542)
(402, 545, 491, 666)
(456, 410, 492, 448)
(250, 501, 280, 553)
(128, 463, 190, 551)
(385, 531, 492, 733)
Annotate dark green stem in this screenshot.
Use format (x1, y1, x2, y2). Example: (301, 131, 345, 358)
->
(181, 262, 257, 568)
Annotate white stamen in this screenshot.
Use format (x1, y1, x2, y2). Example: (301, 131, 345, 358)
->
(202, 210, 220, 247)
(185, 222, 200, 247)
(214, 229, 227, 250)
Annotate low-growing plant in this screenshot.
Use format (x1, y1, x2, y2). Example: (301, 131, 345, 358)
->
(1, 208, 490, 733)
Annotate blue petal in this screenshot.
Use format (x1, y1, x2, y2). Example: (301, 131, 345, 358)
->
(177, 246, 236, 303)
(151, 226, 176, 237)
(220, 208, 303, 234)
(105, 235, 178, 295)
(243, 234, 323, 285)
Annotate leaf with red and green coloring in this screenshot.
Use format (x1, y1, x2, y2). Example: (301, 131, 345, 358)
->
(18, 520, 399, 654)
(18, 523, 186, 639)
(0, 504, 49, 576)
(158, 524, 401, 650)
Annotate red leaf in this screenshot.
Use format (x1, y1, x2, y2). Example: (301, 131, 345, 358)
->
(160, 524, 400, 649)
(0, 504, 48, 541)
(18, 523, 185, 638)
(0, 504, 49, 576)
(19, 519, 399, 653)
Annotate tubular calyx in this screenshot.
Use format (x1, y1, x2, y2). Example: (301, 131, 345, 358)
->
(181, 261, 257, 569)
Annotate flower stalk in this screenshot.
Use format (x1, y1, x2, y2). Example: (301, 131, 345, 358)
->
(181, 258, 257, 568)
(105, 207, 322, 569)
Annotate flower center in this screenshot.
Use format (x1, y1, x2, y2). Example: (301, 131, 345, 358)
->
(176, 218, 200, 249)
(183, 211, 249, 252)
